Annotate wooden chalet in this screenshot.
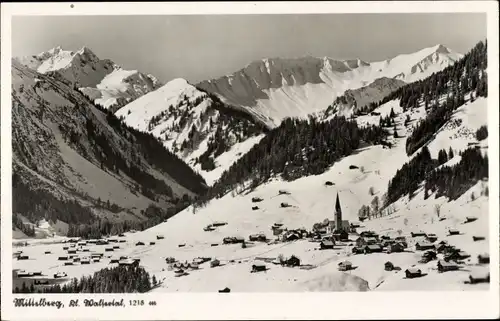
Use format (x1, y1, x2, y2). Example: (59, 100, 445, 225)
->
(411, 232, 427, 237)
(64, 262, 74, 266)
(465, 216, 478, 223)
(44, 251, 51, 254)
(468, 272, 490, 284)
(58, 256, 68, 261)
(53, 272, 67, 279)
(210, 259, 220, 268)
(320, 240, 335, 250)
(448, 229, 460, 236)
(251, 264, 267, 273)
(105, 247, 114, 252)
(324, 181, 334, 186)
(472, 236, 486, 242)
(252, 206, 259, 210)
(426, 234, 438, 243)
(135, 241, 145, 246)
(212, 221, 227, 227)
(405, 268, 423, 278)
(119, 259, 139, 267)
(387, 242, 405, 253)
(384, 261, 394, 271)
(218, 287, 231, 293)
(251, 197, 263, 203)
(249, 233, 267, 242)
(156, 235, 165, 240)
(478, 253, 490, 264)
(338, 261, 353, 271)
(415, 242, 435, 251)
(364, 244, 383, 254)
(285, 255, 301, 267)
(17, 255, 29, 260)
(437, 260, 460, 272)
(150, 242, 156, 245)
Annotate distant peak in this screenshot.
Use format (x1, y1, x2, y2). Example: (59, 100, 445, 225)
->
(433, 44, 451, 54)
(76, 46, 98, 58)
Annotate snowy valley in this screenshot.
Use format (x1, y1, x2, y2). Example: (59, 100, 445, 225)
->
(11, 40, 491, 293)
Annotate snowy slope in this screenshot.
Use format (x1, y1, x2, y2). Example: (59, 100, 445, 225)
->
(14, 46, 162, 110)
(14, 96, 489, 291)
(197, 45, 463, 127)
(116, 79, 267, 185)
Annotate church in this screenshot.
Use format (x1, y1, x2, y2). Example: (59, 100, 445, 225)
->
(326, 192, 350, 234)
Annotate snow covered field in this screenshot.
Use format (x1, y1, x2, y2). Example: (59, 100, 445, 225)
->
(12, 97, 490, 292)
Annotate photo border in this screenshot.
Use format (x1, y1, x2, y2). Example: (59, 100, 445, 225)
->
(1, 2, 499, 320)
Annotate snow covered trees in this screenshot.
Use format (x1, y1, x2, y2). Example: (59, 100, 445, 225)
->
(14, 265, 155, 293)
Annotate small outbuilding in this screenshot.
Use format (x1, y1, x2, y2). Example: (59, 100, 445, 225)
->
(472, 236, 485, 242)
(338, 261, 353, 271)
(251, 264, 267, 273)
(437, 260, 460, 272)
(384, 261, 394, 271)
(478, 253, 490, 264)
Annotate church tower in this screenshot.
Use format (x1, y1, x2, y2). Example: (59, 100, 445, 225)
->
(335, 192, 342, 232)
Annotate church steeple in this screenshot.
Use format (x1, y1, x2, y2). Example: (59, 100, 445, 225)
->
(335, 192, 342, 232)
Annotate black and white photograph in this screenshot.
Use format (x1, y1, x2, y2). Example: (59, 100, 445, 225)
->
(1, 1, 499, 320)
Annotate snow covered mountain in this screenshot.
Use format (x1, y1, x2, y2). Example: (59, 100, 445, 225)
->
(197, 44, 463, 127)
(14, 46, 162, 111)
(11, 59, 206, 236)
(116, 78, 268, 185)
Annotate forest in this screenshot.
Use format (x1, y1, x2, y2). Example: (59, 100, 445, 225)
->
(14, 265, 156, 293)
(198, 115, 388, 203)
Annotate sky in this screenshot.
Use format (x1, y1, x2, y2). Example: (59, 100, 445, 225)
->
(12, 13, 486, 84)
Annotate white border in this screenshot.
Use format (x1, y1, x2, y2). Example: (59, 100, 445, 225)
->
(1, 2, 499, 320)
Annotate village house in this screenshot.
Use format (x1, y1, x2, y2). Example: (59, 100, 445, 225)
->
(448, 229, 460, 236)
(387, 242, 405, 253)
(469, 272, 490, 284)
(411, 231, 427, 237)
(249, 233, 267, 242)
(251, 264, 267, 273)
(384, 261, 395, 271)
(285, 255, 301, 267)
(364, 244, 383, 254)
(415, 242, 435, 251)
(320, 240, 335, 250)
(338, 261, 353, 271)
(437, 260, 460, 272)
(405, 268, 423, 278)
(119, 259, 139, 267)
(332, 230, 349, 242)
(472, 236, 486, 242)
(210, 259, 220, 268)
(478, 253, 490, 264)
(157, 235, 165, 240)
(465, 216, 478, 223)
(426, 234, 438, 243)
(360, 231, 379, 239)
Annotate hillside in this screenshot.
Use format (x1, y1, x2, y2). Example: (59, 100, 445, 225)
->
(197, 44, 462, 127)
(11, 59, 206, 238)
(14, 46, 162, 111)
(116, 79, 268, 185)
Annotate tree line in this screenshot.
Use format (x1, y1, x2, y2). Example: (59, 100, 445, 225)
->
(14, 265, 156, 293)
